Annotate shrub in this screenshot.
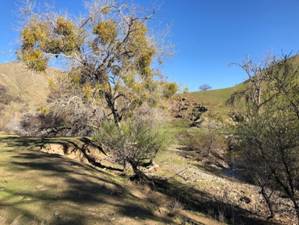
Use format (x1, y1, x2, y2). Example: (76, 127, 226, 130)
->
(93, 118, 168, 178)
(178, 128, 228, 168)
(19, 112, 61, 136)
(230, 55, 299, 220)
(162, 82, 178, 99)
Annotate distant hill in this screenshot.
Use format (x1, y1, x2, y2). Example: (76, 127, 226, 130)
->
(0, 62, 51, 108)
(185, 55, 299, 115)
(0, 62, 56, 131)
(186, 83, 245, 114)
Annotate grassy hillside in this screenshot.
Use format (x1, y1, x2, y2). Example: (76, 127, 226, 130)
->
(187, 83, 245, 113)
(185, 55, 299, 115)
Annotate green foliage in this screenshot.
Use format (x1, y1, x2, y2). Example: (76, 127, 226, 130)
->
(234, 109, 299, 192)
(21, 49, 48, 71)
(20, 16, 82, 70)
(93, 118, 168, 172)
(93, 20, 117, 44)
(178, 128, 226, 155)
(18, 1, 168, 127)
(230, 55, 299, 219)
(21, 21, 49, 50)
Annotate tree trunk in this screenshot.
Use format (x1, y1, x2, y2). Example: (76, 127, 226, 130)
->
(105, 92, 121, 128)
(260, 186, 274, 219)
(129, 160, 146, 181)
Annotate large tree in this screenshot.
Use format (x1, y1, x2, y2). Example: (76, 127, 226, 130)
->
(19, 0, 167, 127)
(18, 0, 175, 178)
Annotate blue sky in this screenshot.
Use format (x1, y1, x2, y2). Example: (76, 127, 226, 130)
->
(0, 0, 299, 90)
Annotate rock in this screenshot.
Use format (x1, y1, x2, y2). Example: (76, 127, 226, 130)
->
(239, 196, 251, 204)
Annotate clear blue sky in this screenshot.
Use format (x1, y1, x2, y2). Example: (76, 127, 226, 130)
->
(0, 0, 299, 90)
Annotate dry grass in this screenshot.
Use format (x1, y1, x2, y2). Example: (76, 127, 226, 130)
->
(0, 62, 52, 107)
(0, 62, 55, 131)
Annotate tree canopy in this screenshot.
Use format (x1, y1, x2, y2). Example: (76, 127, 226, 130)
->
(19, 0, 175, 127)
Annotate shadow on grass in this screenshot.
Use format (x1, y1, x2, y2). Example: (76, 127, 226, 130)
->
(0, 136, 173, 225)
(0, 136, 279, 225)
(1, 135, 123, 172)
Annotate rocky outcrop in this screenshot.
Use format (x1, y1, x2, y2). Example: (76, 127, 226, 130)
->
(171, 96, 208, 127)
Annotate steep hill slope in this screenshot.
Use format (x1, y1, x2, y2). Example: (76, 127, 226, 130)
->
(0, 62, 56, 131)
(0, 62, 50, 108)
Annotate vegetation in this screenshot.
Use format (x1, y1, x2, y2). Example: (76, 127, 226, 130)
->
(94, 118, 168, 179)
(19, 0, 172, 128)
(229, 55, 299, 222)
(0, 1, 298, 224)
(17, 0, 177, 179)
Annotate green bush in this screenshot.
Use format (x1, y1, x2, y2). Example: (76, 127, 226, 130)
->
(178, 129, 226, 156)
(93, 118, 168, 176)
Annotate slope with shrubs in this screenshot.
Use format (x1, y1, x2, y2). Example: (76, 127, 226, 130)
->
(188, 55, 299, 115)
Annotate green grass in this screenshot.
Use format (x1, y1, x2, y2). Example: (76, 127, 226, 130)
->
(187, 55, 299, 115)
(0, 135, 161, 224)
(0, 134, 227, 225)
(187, 83, 246, 114)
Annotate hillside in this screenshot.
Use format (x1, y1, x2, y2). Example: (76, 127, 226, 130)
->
(0, 63, 54, 131)
(0, 62, 51, 107)
(186, 83, 245, 114)
(185, 54, 299, 115)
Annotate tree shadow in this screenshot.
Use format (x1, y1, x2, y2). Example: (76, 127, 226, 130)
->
(0, 136, 123, 172)
(0, 136, 282, 224)
(0, 136, 173, 225)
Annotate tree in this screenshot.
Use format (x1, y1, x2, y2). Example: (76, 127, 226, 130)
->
(199, 84, 211, 91)
(18, 0, 172, 177)
(19, 0, 164, 128)
(229, 55, 299, 222)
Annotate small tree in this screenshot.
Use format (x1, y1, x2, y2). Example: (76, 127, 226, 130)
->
(229, 55, 299, 222)
(199, 84, 211, 92)
(18, 0, 173, 177)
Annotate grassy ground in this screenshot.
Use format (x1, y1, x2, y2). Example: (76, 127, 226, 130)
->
(186, 83, 246, 115)
(0, 114, 288, 225)
(0, 134, 227, 225)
